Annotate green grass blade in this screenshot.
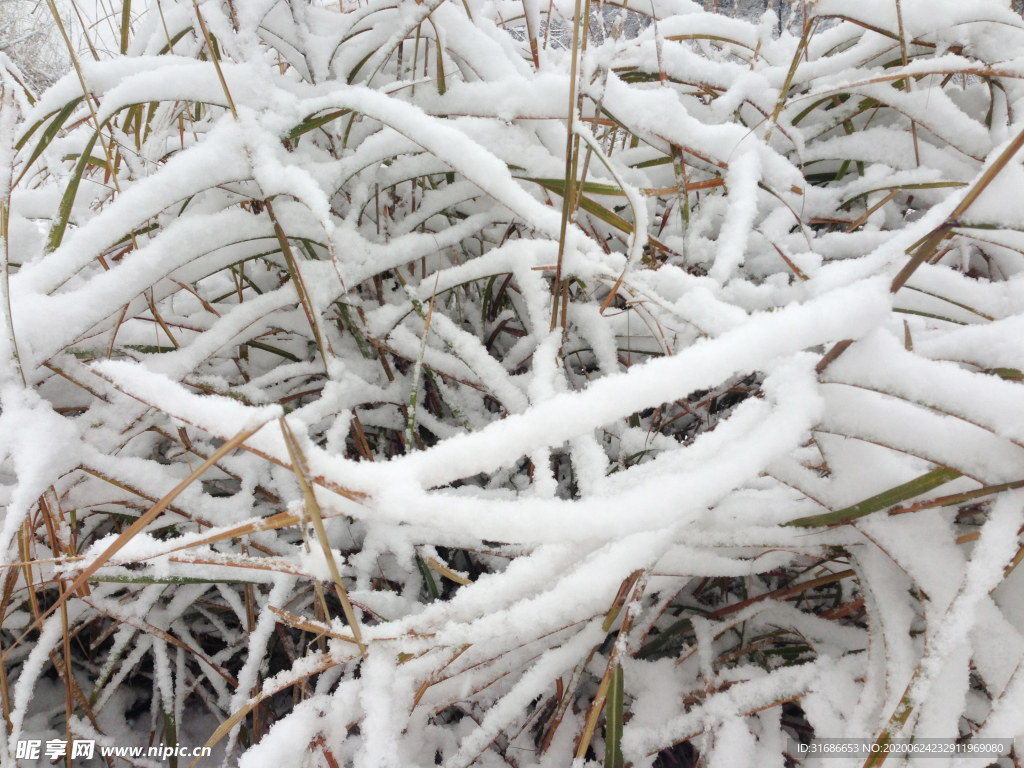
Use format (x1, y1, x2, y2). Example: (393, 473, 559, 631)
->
(417, 553, 440, 600)
(287, 109, 353, 142)
(529, 178, 635, 233)
(15, 97, 84, 186)
(988, 368, 1024, 380)
(839, 182, 966, 210)
(787, 467, 962, 528)
(46, 130, 99, 253)
(246, 340, 301, 362)
(636, 616, 691, 659)
(120, 0, 132, 54)
(435, 23, 446, 95)
(159, 27, 192, 55)
(525, 177, 627, 197)
(604, 664, 624, 768)
(336, 302, 376, 360)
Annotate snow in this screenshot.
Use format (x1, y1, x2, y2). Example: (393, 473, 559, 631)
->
(709, 151, 760, 284)
(3, 0, 1024, 766)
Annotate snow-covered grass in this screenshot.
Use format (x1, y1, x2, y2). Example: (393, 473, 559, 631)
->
(1, 0, 1024, 766)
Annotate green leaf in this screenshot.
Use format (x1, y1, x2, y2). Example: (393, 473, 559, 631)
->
(46, 130, 100, 253)
(287, 109, 353, 142)
(158, 27, 192, 55)
(61, 153, 109, 169)
(636, 616, 692, 659)
(15, 97, 84, 186)
(524, 177, 628, 197)
(435, 23, 446, 95)
(123, 345, 175, 354)
(787, 466, 962, 528)
(839, 182, 965, 210)
(792, 95, 841, 126)
(120, 0, 132, 55)
(416, 553, 440, 600)
(5, 66, 37, 105)
(632, 156, 672, 169)
(617, 71, 661, 84)
(663, 32, 754, 50)
(336, 302, 376, 360)
(347, 48, 378, 84)
(604, 664, 624, 768)
(526, 178, 635, 234)
(987, 368, 1024, 381)
(246, 339, 301, 362)
(893, 307, 967, 326)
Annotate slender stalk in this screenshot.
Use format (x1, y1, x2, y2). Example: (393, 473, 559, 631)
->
(120, 0, 132, 55)
(68, 0, 100, 61)
(766, 16, 817, 143)
(670, 144, 690, 260)
(406, 278, 439, 451)
(44, 0, 124, 198)
(576, 571, 646, 759)
(193, 0, 238, 119)
(551, 0, 586, 331)
(4, 423, 269, 657)
(894, 0, 921, 167)
(891, 117, 1024, 292)
(280, 419, 366, 658)
(0, 87, 25, 387)
(265, 199, 332, 377)
(60, 599, 73, 768)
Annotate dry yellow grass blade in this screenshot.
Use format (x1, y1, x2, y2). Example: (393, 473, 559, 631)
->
(571, 571, 644, 759)
(188, 652, 342, 768)
(265, 200, 333, 376)
(10, 1, 1024, 764)
(140, 510, 309, 558)
(90, 369, 369, 504)
(82, 597, 238, 686)
(4, 422, 270, 658)
(269, 605, 360, 644)
(280, 418, 367, 658)
(892, 120, 1024, 292)
(550, 0, 586, 332)
(192, 0, 237, 119)
(845, 189, 900, 233)
(168, 553, 313, 578)
(427, 557, 471, 586)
